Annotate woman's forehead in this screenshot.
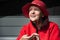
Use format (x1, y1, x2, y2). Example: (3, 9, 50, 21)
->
(29, 5, 39, 8)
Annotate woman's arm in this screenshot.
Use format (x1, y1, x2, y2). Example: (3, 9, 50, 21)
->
(49, 24, 60, 40)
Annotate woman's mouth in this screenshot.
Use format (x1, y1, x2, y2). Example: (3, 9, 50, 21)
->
(30, 15, 36, 18)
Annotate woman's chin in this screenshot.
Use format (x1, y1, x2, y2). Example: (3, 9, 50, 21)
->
(31, 20, 35, 22)
(30, 19, 36, 22)
(30, 19, 38, 22)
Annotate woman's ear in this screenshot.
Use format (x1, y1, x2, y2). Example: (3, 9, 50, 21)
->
(40, 11, 44, 18)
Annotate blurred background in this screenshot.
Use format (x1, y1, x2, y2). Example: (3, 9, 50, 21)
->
(0, 0, 60, 40)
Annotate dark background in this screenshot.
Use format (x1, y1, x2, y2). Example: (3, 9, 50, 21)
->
(0, 0, 60, 16)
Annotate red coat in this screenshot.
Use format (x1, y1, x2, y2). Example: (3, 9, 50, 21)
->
(16, 21, 60, 40)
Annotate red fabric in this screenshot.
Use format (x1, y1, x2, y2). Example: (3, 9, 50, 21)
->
(16, 21, 60, 40)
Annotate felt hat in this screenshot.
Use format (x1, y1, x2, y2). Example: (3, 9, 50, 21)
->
(22, 0, 48, 18)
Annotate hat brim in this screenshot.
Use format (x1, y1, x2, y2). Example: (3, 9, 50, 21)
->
(22, 3, 31, 18)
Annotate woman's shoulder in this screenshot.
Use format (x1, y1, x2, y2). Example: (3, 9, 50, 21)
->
(22, 21, 31, 28)
(49, 21, 58, 26)
(49, 21, 59, 29)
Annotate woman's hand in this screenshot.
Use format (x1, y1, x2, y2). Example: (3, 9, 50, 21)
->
(30, 33, 40, 40)
(20, 33, 40, 40)
(20, 34, 30, 40)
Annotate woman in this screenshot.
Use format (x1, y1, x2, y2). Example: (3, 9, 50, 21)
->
(16, 0, 60, 40)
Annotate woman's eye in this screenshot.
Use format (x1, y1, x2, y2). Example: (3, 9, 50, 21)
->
(29, 8, 40, 12)
(34, 9, 40, 11)
(29, 8, 32, 11)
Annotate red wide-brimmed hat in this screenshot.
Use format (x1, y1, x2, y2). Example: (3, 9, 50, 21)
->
(22, 0, 48, 18)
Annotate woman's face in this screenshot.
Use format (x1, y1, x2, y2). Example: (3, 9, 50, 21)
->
(29, 6, 43, 22)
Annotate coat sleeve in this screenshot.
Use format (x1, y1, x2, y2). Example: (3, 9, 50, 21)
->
(49, 24, 60, 40)
(16, 25, 26, 40)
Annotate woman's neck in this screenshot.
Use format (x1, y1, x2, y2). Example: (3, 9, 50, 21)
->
(32, 20, 43, 30)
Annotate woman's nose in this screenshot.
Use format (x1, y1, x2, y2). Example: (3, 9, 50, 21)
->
(32, 11, 35, 14)
(32, 12, 35, 14)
